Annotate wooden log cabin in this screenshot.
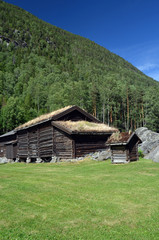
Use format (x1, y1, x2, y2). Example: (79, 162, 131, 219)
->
(0, 130, 17, 160)
(107, 132, 141, 164)
(0, 105, 117, 162)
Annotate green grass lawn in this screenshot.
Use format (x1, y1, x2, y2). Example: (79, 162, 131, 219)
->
(0, 158, 159, 240)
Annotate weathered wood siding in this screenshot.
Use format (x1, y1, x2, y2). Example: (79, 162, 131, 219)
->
(0, 134, 17, 159)
(6, 144, 13, 159)
(16, 119, 114, 160)
(53, 127, 73, 159)
(6, 143, 17, 159)
(17, 125, 73, 159)
(111, 146, 128, 163)
(13, 144, 17, 159)
(17, 124, 54, 159)
(74, 135, 108, 158)
(28, 129, 38, 158)
(39, 125, 53, 158)
(110, 134, 139, 164)
(129, 143, 138, 161)
(0, 143, 6, 158)
(17, 131, 28, 158)
(57, 110, 94, 122)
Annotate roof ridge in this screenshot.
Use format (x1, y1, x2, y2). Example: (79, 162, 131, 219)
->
(15, 105, 74, 130)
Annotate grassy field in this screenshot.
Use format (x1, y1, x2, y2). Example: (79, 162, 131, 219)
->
(0, 159, 159, 240)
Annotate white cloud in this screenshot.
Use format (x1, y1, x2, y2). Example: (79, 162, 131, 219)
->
(112, 41, 159, 81)
(147, 72, 159, 81)
(137, 63, 158, 71)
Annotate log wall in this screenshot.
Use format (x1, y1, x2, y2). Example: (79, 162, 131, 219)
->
(0, 143, 6, 158)
(13, 144, 17, 159)
(16, 122, 113, 160)
(129, 143, 138, 161)
(128, 135, 139, 161)
(39, 125, 53, 158)
(18, 124, 54, 159)
(111, 146, 128, 163)
(111, 136, 139, 164)
(57, 110, 94, 122)
(28, 130, 38, 158)
(0, 134, 17, 158)
(53, 127, 73, 159)
(74, 135, 108, 158)
(17, 124, 73, 159)
(6, 144, 13, 159)
(17, 131, 28, 158)
(5, 143, 17, 159)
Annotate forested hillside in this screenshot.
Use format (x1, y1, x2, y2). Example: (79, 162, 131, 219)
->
(0, 0, 159, 133)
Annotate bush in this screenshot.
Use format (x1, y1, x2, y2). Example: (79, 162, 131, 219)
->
(138, 148, 144, 158)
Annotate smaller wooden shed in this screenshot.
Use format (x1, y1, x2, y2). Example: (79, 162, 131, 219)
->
(0, 130, 17, 159)
(106, 132, 141, 164)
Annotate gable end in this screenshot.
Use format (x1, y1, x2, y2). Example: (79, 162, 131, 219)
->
(52, 106, 101, 123)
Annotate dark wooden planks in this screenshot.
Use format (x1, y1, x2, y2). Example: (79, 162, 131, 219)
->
(0, 143, 6, 158)
(6, 145, 13, 159)
(54, 128, 73, 158)
(18, 132, 28, 157)
(56, 110, 96, 122)
(129, 143, 138, 161)
(28, 130, 38, 157)
(75, 141, 106, 157)
(111, 149, 128, 163)
(74, 134, 110, 158)
(17, 125, 54, 159)
(0, 133, 17, 158)
(39, 125, 53, 157)
(111, 146, 128, 163)
(110, 135, 139, 164)
(53, 107, 100, 123)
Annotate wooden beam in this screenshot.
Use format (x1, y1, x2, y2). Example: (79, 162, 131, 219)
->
(52, 105, 101, 123)
(51, 121, 72, 135)
(72, 140, 76, 158)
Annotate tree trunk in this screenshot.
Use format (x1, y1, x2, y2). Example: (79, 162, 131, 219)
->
(127, 88, 129, 131)
(107, 103, 110, 126)
(110, 106, 113, 124)
(102, 102, 105, 123)
(142, 101, 144, 126)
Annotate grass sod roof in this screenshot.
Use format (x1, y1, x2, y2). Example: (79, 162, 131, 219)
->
(15, 105, 74, 130)
(52, 121, 118, 134)
(15, 105, 101, 131)
(106, 132, 133, 144)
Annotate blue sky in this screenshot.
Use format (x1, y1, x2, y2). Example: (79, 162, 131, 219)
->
(4, 0, 159, 80)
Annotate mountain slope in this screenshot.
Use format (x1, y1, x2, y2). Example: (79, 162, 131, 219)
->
(0, 0, 159, 133)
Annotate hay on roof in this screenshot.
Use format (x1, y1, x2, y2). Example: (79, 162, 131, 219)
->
(55, 121, 118, 133)
(107, 132, 132, 144)
(15, 106, 73, 130)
